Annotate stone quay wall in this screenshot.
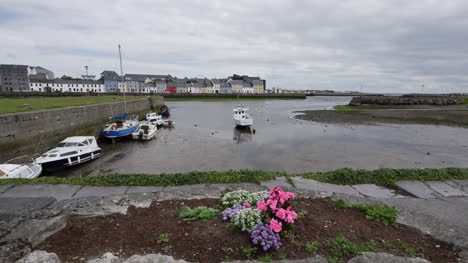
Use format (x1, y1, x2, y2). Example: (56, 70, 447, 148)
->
(0, 96, 163, 161)
(349, 96, 464, 106)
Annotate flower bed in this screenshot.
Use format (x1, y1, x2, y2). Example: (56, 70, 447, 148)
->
(37, 194, 460, 263)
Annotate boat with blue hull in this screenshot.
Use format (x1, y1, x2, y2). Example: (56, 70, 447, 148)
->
(102, 113, 140, 139)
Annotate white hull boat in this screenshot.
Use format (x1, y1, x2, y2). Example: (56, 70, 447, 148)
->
(132, 121, 157, 140)
(0, 156, 42, 179)
(233, 105, 253, 127)
(35, 136, 101, 171)
(146, 112, 164, 126)
(162, 119, 175, 127)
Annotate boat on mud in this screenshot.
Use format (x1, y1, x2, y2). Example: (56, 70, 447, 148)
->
(35, 136, 101, 171)
(102, 113, 140, 139)
(160, 105, 170, 117)
(146, 112, 164, 126)
(233, 105, 253, 127)
(0, 156, 42, 179)
(132, 121, 157, 140)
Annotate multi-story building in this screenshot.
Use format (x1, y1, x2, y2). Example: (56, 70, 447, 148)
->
(0, 64, 30, 92)
(123, 74, 171, 93)
(101, 71, 120, 92)
(242, 82, 253, 93)
(175, 79, 188, 93)
(251, 79, 264, 94)
(219, 81, 232, 93)
(229, 79, 244, 93)
(209, 79, 221, 93)
(29, 78, 104, 93)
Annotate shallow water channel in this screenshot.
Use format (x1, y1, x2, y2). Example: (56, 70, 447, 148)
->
(51, 96, 468, 177)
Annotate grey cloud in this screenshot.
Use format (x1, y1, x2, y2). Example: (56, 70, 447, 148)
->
(0, 0, 467, 92)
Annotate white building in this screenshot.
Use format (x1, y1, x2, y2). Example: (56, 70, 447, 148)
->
(29, 79, 104, 93)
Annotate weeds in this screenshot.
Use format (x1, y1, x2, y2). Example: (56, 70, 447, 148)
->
(179, 206, 218, 221)
(275, 252, 287, 260)
(157, 233, 172, 244)
(161, 245, 174, 254)
(335, 200, 397, 226)
(326, 236, 376, 261)
(305, 241, 320, 253)
(398, 242, 420, 258)
(257, 255, 273, 262)
(1, 168, 467, 187)
(240, 246, 257, 258)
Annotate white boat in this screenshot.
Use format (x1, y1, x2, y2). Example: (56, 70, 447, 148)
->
(35, 136, 101, 171)
(132, 121, 157, 140)
(146, 112, 164, 126)
(0, 156, 42, 179)
(233, 105, 253, 127)
(102, 113, 140, 139)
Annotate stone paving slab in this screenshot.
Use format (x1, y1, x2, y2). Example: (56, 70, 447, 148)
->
(291, 177, 362, 197)
(260, 177, 293, 190)
(425, 181, 468, 197)
(0, 184, 82, 201)
(0, 185, 13, 194)
(0, 197, 55, 216)
(126, 186, 165, 194)
(352, 184, 403, 198)
(73, 186, 129, 199)
(395, 180, 442, 199)
(445, 179, 468, 194)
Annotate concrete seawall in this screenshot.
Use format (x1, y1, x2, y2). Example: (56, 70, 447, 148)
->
(0, 96, 163, 161)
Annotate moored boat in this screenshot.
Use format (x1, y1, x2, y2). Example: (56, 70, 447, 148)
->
(102, 113, 140, 139)
(146, 112, 164, 126)
(132, 121, 157, 140)
(0, 156, 42, 179)
(35, 136, 101, 171)
(233, 105, 253, 127)
(160, 105, 170, 117)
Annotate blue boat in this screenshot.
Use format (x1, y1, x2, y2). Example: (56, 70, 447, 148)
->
(102, 113, 140, 139)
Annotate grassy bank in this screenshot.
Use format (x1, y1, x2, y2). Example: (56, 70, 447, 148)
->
(333, 105, 361, 111)
(165, 97, 302, 102)
(0, 96, 143, 114)
(1, 168, 467, 187)
(464, 97, 468, 105)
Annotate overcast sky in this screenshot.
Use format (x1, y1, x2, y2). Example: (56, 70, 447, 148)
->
(1, 0, 468, 93)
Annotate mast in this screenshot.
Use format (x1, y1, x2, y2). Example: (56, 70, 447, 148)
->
(118, 44, 127, 113)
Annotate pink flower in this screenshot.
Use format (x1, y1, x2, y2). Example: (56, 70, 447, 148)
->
(243, 203, 251, 208)
(269, 219, 283, 232)
(257, 201, 267, 211)
(284, 210, 297, 223)
(266, 199, 278, 210)
(275, 208, 287, 220)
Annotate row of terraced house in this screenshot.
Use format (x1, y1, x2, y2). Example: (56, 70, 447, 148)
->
(0, 64, 266, 94)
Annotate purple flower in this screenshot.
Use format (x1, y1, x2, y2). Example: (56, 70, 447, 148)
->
(250, 224, 282, 251)
(222, 204, 245, 221)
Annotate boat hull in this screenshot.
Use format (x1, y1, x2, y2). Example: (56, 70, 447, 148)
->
(234, 119, 253, 127)
(40, 150, 101, 172)
(102, 126, 139, 138)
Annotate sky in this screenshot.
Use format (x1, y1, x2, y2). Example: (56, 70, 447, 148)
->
(1, 0, 468, 93)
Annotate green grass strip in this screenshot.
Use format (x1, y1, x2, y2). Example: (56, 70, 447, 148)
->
(0, 168, 466, 187)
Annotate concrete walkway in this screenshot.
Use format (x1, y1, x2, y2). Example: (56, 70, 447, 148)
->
(0, 177, 467, 263)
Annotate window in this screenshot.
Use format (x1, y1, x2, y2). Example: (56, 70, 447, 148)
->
(60, 151, 78, 157)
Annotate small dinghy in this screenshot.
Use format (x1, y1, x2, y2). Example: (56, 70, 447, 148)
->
(132, 121, 157, 140)
(35, 136, 101, 171)
(0, 156, 42, 179)
(162, 119, 175, 127)
(160, 105, 170, 117)
(233, 105, 253, 127)
(146, 112, 164, 126)
(102, 113, 140, 139)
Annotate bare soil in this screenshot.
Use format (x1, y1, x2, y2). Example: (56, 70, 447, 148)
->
(37, 198, 460, 263)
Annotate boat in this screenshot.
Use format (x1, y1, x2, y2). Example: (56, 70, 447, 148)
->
(160, 105, 170, 117)
(132, 121, 157, 140)
(162, 119, 175, 127)
(35, 136, 101, 171)
(0, 156, 42, 179)
(146, 112, 164, 126)
(233, 105, 253, 127)
(102, 113, 140, 139)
